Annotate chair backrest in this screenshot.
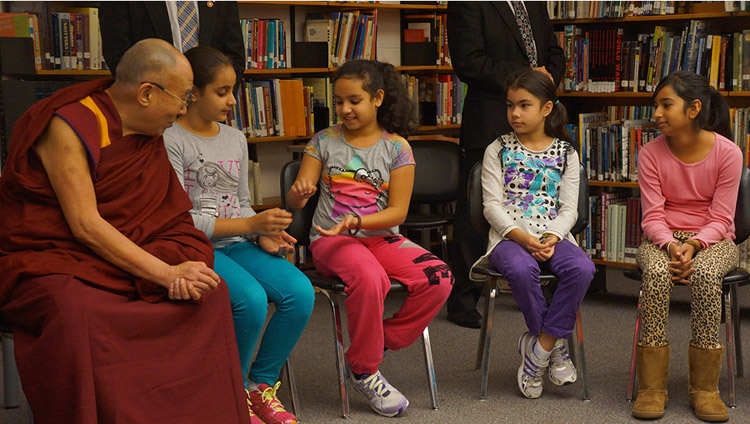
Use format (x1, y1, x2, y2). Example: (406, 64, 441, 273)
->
(734, 166, 750, 244)
(280, 160, 318, 247)
(409, 139, 463, 204)
(467, 161, 589, 244)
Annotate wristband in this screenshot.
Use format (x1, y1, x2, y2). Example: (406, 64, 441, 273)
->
(665, 241, 674, 253)
(347, 212, 361, 236)
(686, 239, 702, 252)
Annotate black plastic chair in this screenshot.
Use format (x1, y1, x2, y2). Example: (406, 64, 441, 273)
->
(467, 160, 591, 400)
(401, 137, 462, 261)
(280, 160, 439, 418)
(625, 165, 750, 408)
(0, 320, 21, 409)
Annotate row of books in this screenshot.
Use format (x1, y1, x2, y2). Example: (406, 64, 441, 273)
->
(558, 23, 750, 93)
(577, 112, 660, 182)
(304, 11, 377, 68)
(403, 73, 466, 126)
(0, 9, 103, 71)
(730, 107, 750, 167)
(226, 79, 319, 139)
(579, 193, 642, 263)
(241, 19, 287, 70)
(548, 1, 677, 20)
(402, 11, 451, 67)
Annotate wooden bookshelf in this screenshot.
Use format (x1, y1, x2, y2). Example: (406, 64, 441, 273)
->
(238, 1, 447, 11)
(253, 196, 282, 211)
(247, 135, 311, 144)
(589, 180, 640, 189)
(552, 11, 735, 25)
(593, 259, 638, 268)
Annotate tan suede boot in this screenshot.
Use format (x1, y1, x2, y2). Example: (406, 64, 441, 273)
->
(689, 344, 729, 422)
(632, 344, 670, 419)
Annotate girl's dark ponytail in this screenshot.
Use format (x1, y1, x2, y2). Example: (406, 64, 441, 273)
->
(654, 71, 732, 140)
(506, 68, 575, 150)
(183, 46, 234, 91)
(707, 85, 732, 140)
(333, 60, 418, 138)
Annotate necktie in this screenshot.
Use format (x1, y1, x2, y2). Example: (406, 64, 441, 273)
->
(177, 1, 199, 52)
(511, 1, 538, 67)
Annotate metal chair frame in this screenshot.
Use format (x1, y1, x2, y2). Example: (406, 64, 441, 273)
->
(624, 165, 750, 408)
(467, 160, 591, 401)
(281, 160, 439, 418)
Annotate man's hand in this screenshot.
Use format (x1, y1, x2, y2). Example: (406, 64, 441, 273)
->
(164, 261, 220, 300)
(532, 66, 554, 82)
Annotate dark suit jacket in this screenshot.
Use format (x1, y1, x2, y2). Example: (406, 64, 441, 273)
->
(99, 1, 245, 84)
(448, 1, 565, 150)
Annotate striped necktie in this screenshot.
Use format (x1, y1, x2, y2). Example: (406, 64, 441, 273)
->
(176, 1, 199, 51)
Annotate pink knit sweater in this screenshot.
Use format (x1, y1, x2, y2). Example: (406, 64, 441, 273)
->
(639, 132, 743, 248)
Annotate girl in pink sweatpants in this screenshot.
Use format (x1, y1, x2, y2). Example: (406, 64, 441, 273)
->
(286, 60, 452, 418)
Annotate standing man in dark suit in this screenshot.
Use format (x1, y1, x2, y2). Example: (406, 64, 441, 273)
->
(446, 1, 565, 328)
(100, 1, 245, 87)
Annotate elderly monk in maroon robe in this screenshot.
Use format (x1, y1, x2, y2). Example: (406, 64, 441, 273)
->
(0, 39, 251, 424)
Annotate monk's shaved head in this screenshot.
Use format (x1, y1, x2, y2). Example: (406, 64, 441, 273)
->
(115, 39, 186, 85)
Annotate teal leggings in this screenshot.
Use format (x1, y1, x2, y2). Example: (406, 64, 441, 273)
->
(215, 241, 314, 387)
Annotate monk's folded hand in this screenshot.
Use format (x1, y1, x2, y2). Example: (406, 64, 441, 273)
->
(166, 261, 220, 294)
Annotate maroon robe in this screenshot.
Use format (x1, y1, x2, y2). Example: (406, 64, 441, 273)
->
(0, 79, 250, 423)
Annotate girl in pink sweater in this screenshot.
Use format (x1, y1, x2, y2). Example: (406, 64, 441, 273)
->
(632, 71, 743, 422)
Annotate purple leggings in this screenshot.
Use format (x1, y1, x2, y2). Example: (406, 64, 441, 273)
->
(489, 239, 595, 339)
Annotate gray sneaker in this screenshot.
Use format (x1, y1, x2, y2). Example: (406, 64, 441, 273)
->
(349, 369, 409, 417)
(517, 332, 549, 399)
(549, 338, 577, 385)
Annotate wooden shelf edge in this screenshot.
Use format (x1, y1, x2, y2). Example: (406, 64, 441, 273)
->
(589, 180, 640, 188)
(592, 259, 638, 268)
(252, 196, 282, 211)
(247, 135, 311, 144)
(552, 11, 734, 25)
(418, 124, 460, 131)
(238, 1, 446, 10)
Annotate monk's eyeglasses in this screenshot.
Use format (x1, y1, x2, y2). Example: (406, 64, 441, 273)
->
(143, 81, 193, 107)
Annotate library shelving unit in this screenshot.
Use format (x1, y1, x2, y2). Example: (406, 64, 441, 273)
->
(552, 1, 750, 269)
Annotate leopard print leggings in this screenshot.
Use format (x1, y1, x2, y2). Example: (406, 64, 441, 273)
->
(636, 231, 739, 348)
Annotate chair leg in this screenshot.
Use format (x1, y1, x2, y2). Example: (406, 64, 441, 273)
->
(477, 279, 498, 400)
(730, 284, 744, 377)
(627, 290, 643, 402)
(283, 359, 300, 420)
(2, 333, 21, 409)
(724, 288, 737, 408)
(421, 327, 439, 410)
(475, 280, 493, 370)
(319, 289, 350, 418)
(439, 227, 448, 263)
(570, 309, 589, 401)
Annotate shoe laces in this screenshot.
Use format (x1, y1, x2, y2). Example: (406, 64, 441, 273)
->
(361, 373, 391, 397)
(550, 341, 571, 366)
(260, 382, 286, 411)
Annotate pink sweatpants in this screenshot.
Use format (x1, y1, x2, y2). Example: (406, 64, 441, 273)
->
(310, 234, 453, 374)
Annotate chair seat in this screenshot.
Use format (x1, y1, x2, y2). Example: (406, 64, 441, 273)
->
(304, 270, 407, 294)
(623, 267, 750, 287)
(472, 264, 560, 282)
(401, 214, 455, 229)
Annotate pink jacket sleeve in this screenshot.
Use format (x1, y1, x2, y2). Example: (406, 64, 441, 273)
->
(639, 144, 676, 248)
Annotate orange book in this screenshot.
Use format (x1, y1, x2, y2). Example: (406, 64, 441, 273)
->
(277, 80, 296, 137)
(290, 79, 306, 136)
(0, 13, 31, 37)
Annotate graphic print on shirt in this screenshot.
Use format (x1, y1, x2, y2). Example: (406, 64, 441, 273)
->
(500, 133, 567, 220)
(185, 154, 241, 218)
(323, 153, 387, 218)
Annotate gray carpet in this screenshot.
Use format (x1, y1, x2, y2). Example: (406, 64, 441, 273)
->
(3, 269, 750, 423)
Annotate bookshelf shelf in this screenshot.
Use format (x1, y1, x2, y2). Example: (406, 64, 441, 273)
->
(252, 196, 282, 211)
(244, 68, 329, 76)
(239, 2, 446, 11)
(592, 259, 638, 268)
(418, 124, 460, 131)
(247, 135, 311, 144)
(36, 70, 111, 76)
(396, 65, 454, 72)
(589, 181, 640, 188)
(552, 11, 735, 25)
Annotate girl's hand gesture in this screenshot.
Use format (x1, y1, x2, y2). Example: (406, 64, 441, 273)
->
(508, 230, 546, 254)
(531, 235, 559, 262)
(668, 242, 695, 284)
(316, 214, 359, 237)
(258, 231, 297, 257)
(290, 179, 317, 201)
(248, 208, 293, 236)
